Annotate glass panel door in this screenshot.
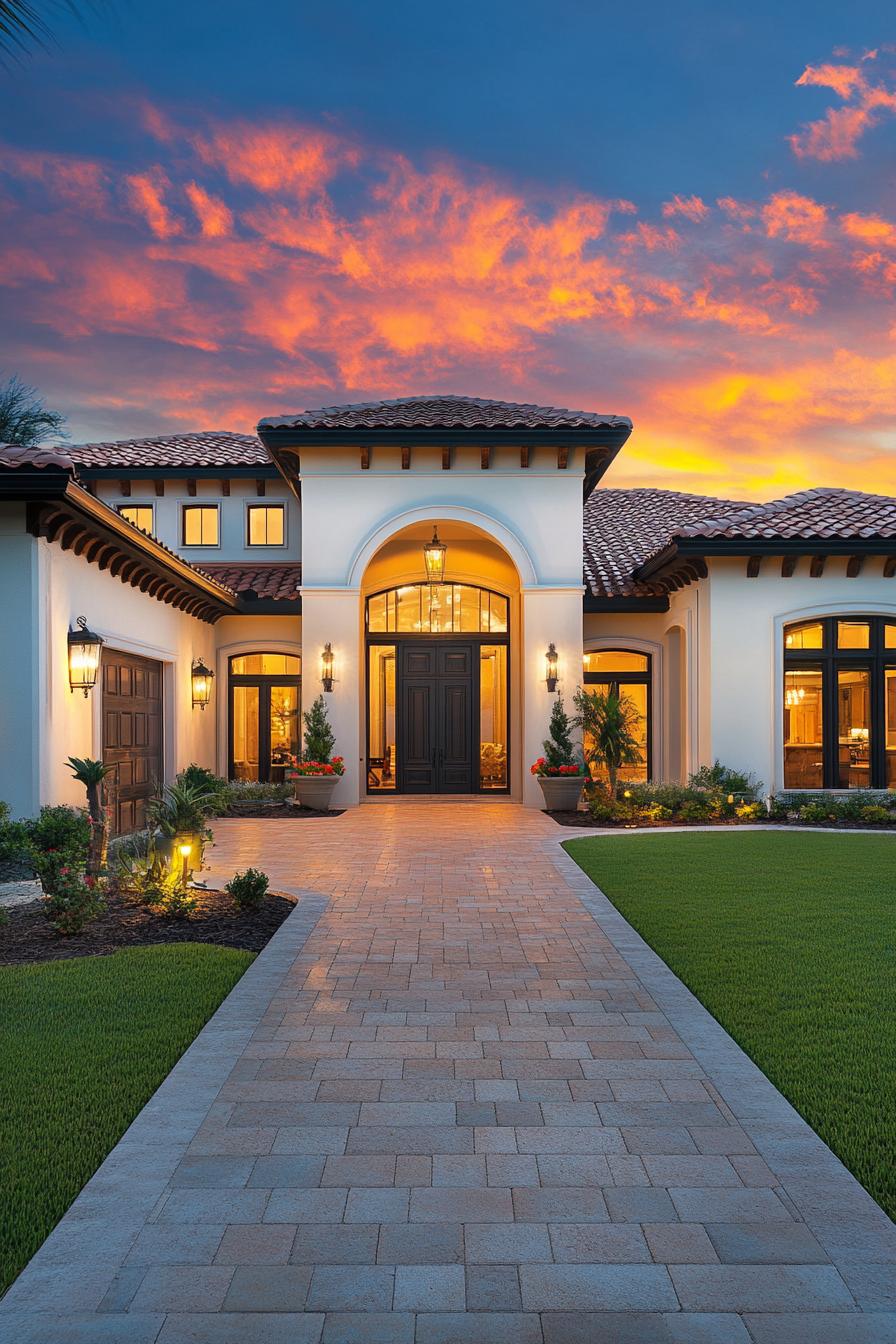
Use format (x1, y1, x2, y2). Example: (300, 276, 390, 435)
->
(269, 685, 300, 782)
(368, 645, 397, 790)
(232, 685, 260, 780)
(886, 669, 896, 788)
(617, 682, 648, 784)
(784, 667, 824, 788)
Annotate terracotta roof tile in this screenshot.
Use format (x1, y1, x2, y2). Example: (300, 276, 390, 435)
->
(197, 562, 302, 601)
(672, 487, 896, 544)
(583, 487, 748, 597)
(259, 395, 632, 432)
(66, 431, 269, 469)
(0, 441, 74, 471)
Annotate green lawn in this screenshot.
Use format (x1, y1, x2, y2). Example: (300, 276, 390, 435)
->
(563, 831, 896, 1221)
(0, 944, 253, 1295)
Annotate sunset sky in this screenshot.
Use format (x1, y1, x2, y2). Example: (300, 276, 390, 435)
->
(1, 1, 895, 497)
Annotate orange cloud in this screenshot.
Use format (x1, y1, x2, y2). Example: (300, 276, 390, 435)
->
(840, 210, 896, 248)
(124, 169, 181, 238)
(762, 191, 828, 246)
(790, 55, 896, 160)
(185, 182, 233, 238)
(662, 194, 709, 222)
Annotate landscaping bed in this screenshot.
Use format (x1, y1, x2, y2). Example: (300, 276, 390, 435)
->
(549, 808, 896, 830)
(564, 831, 896, 1222)
(0, 944, 254, 1295)
(0, 887, 296, 965)
(216, 801, 343, 818)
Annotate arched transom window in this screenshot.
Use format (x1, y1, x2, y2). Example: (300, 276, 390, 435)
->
(582, 650, 651, 784)
(784, 616, 896, 790)
(367, 584, 508, 635)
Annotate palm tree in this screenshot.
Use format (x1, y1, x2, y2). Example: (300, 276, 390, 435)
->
(573, 687, 643, 798)
(1, 0, 99, 59)
(66, 756, 113, 874)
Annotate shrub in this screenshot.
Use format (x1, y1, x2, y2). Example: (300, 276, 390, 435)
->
(735, 802, 764, 822)
(302, 695, 336, 764)
(219, 780, 293, 805)
(798, 801, 838, 824)
(38, 854, 105, 934)
(859, 805, 892, 824)
(148, 781, 217, 838)
(0, 812, 30, 865)
(178, 763, 227, 797)
(688, 760, 762, 799)
(154, 879, 198, 919)
(641, 802, 673, 822)
(26, 805, 90, 854)
(226, 867, 270, 910)
(678, 799, 714, 823)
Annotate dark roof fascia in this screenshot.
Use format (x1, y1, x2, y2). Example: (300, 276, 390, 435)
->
(234, 597, 302, 615)
(259, 424, 631, 451)
(637, 535, 896, 580)
(75, 465, 279, 480)
(583, 593, 670, 613)
(0, 465, 72, 501)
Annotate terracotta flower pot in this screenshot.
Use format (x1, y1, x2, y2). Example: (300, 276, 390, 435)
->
(537, 775, 584, 812)
(292, 775, 340, 811)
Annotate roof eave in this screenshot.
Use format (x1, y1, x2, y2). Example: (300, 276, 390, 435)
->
(637, 534, 896, 580)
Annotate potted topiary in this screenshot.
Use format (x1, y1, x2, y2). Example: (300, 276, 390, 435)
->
(289, 695, 344, 810)
(531, 694, 586, 811)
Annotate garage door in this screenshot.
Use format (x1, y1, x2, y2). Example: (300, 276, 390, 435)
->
(102, 650, 163, 835)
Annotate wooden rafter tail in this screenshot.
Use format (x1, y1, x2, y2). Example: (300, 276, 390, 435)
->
(480, 445, 490, 470)
(520, 445, 530, 469)
(810, 555, 826, 578)
(401, 445, 410, 470)
(360, 446, 370, 470)
(441, 446, 450, 471)
(746, 556, 762, 577)
(154, 479, 165, 497)
(846, 555, 864, 578)
(557, 446, 569, 469)
(883, 556, 896, 578)
(781, 555, 797, 577)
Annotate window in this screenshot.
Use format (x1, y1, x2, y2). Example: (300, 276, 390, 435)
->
(182, 505, 219, 546)
(582, 649, 651, 785)
(118, 504, 154, 535)
(229, 652, 301, 783)
(366, 584, 508, 634)
(783, 616, 896, 789)
(247, 503, 285, 546)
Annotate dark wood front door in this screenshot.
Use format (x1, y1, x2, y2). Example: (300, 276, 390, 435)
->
(399, 642, 474, 792)
(102, 650, 162, 835)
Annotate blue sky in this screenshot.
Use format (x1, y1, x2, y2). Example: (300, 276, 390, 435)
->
(1, 1, 895, 495)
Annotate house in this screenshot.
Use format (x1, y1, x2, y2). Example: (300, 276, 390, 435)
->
(1, 395, 895, 828)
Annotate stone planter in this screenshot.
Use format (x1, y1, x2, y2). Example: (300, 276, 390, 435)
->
(537, 774, 585, 812)
(292, 775, 341, 811)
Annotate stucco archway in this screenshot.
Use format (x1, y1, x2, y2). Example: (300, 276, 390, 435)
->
(348, 504, 538, 590)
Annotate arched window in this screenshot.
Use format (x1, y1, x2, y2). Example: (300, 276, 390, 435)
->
(229, 653, 302, 783)
(367, 584, 508, 635)
(582, 650, 651, 784)
(784, 617, 896, 789)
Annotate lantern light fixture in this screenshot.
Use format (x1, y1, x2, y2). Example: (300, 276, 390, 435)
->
(67, 616, 104, 697)
(321, 642, 335, 692)
(422, 527, 447, 585)
(191, 658, 214, 710)
(545, 642, 559, 692)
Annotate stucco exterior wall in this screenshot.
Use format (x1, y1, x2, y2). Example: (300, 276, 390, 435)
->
(707, 555, 896, 794)
(94, 476, 300, 564)
(0, 504, 42, 818)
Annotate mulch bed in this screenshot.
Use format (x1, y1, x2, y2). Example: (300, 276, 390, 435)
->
(0, 888, 297, 966)
(216, 803, 344, 819)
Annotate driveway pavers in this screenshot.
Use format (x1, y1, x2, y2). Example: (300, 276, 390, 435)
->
(1, 801, 894, 1344)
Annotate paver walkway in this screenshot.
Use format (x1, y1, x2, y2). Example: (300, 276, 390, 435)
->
(2, 803, 894, 1344)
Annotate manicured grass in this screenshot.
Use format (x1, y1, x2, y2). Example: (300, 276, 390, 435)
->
(563, 831, 896, 1221)
(0, 943, 253, 1295)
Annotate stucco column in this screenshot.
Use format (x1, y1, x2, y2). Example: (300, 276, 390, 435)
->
(299, 587, 361, 806)
(521, 586, 584, 807)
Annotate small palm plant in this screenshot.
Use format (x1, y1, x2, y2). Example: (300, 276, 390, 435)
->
(573, 688, 643, 798)
(65, 756, 113, 875)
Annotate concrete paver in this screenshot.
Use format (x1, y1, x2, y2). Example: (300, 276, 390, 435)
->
(1, 802, 893, 1343)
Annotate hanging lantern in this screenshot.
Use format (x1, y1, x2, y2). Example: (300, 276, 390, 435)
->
(321, 642, 335, 692)
(422, 527, 447, 584)
(67, 616, 104, 697)
(545, 642, 559, 692)
(191, 657, 214, 710)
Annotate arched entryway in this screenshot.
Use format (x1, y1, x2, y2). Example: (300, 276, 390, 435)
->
(361, 521, 520, 796)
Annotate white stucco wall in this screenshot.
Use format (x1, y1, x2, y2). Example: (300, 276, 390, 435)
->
(707, 555, 896, 794)
(0, 505, 42, 818)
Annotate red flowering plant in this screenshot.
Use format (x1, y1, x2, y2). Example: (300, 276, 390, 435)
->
(530, 695, 585, 777)
(286, 695, 345, 777)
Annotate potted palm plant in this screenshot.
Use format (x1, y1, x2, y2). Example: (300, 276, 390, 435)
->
(573, 686, 643, 797)
(531, 695, 586, 811)
(289, 695, 344, 810)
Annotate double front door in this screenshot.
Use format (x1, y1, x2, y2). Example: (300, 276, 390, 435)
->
(399, 642, 475, 792)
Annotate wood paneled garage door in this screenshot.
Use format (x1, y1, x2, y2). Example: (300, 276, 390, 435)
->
(102, 650, 162, 835)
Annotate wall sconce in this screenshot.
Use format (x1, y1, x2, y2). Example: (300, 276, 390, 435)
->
(545, 642, 559, 692)
(68, 616, 104, 697)
(422, 527, 447, 584)
(321, 642, 335, 692)
(191, 658, 214, 710)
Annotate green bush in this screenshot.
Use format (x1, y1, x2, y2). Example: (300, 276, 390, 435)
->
(26, 805, 90, 854)
(226, 867, 270, 910)
(688, 760, 762, 799)
(154, 880, 198, 919)
(220, 780, 292, 805)
(678, 799, 715, 823)
(859, 805, 892, 824)
(0, 814, 30, 865)
(798, 801, 838, 824)
(42, 869, 106, 935)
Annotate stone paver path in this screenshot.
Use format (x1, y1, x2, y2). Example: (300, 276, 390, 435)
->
(2, 803, 895, 1344)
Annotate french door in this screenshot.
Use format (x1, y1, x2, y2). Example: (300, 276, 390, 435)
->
(229, 658, 301, 783)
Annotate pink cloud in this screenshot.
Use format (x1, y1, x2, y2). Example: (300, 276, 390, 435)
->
(790, 53, 896, 160)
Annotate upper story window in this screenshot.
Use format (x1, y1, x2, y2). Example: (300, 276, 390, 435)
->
(182, 505, 219, 547)
(783, 616, 896, 790)
(366, 584, 508, 635)
(247, 503, 286, 547)
(118, 504, 154, 535)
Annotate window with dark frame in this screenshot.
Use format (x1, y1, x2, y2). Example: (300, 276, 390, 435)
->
(582, 650, 651, 785)
(247, 503, 286, 546)
(783, 616, 896, 790)
(182, 505, 219, 546)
